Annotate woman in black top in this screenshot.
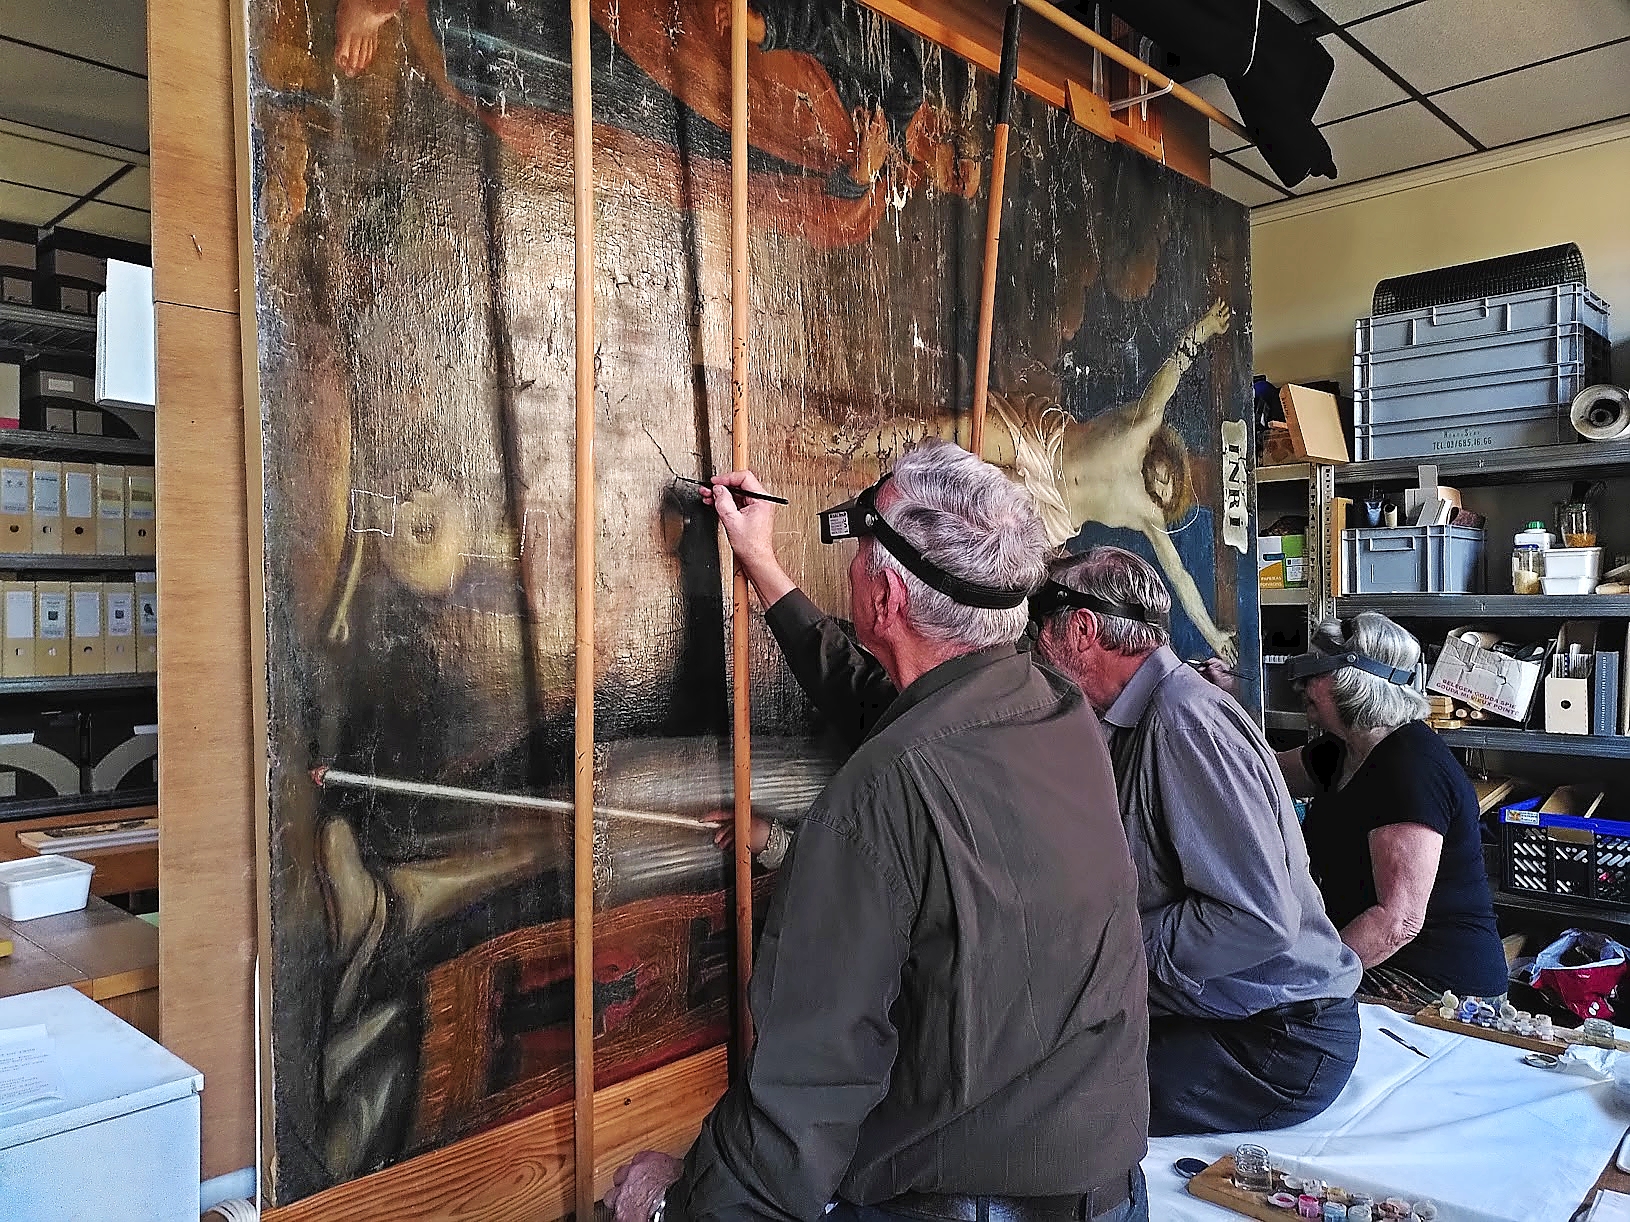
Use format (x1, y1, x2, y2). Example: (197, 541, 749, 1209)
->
(1277, 614, 1508, 1005)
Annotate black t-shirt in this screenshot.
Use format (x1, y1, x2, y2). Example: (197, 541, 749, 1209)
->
(1301, 720, 1508, 997)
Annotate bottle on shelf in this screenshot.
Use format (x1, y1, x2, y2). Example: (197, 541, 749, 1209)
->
(1511, 522, 1553, 595)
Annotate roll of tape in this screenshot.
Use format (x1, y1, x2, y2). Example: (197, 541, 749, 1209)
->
(1571, 384, 1630, 441)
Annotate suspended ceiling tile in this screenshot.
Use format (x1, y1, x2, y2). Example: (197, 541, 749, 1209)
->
(0, 183, 71, 227)
(1314, 33, 1407, 123)
(58, 201, 151, 246)
(1183, 75, 1249, 153)
(0, 132, 126, 198)
(0, 43, 149, 153)
(1433, 40, 1630, 148)
(1309, 101, 1474, 186)
(1315, 0, 1416, 25)
(1209, 158, 1289, 207)
(5, 0, 147, 75)
(1350, 0, 1630, 93)
(95, 166, 151, 210)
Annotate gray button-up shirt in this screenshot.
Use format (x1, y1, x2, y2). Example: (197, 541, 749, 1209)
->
(1103, 646, 1361, 1020)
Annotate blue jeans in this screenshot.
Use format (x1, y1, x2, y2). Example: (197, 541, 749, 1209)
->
(827, 1168, 1148, 1222)
(1148, 994, 1361, 1137)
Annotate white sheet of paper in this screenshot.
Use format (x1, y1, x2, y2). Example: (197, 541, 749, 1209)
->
(1589, 1189, 1630, 1222)
(0, 1024, 61, 1114)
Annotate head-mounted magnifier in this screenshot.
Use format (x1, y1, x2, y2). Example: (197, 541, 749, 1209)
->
(1286, 629, 1414, 686)
(817, 474, 1031, 610)
(1028, 579, 1171, 630)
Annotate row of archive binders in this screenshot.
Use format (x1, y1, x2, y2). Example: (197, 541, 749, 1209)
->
(1, 577, 156, 677)
(0, 460, 155, 556)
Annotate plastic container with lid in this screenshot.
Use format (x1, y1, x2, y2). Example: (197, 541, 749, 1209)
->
(0, 855, 94, 920)
(1544, 546, 1603, 580)
(1512, 522, 1554, 595)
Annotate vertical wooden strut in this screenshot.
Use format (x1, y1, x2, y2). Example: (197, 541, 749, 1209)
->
(569, 0, 597, 1214)
(729, 0, 755, 1070)
(969, 0, 1023, 457)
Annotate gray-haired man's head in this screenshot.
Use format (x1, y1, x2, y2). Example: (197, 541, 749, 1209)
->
(850, 439, 1048, 660)
(1036, 546, 1174, 713)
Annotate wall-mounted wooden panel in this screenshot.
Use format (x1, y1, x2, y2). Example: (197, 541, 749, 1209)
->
(149, 0, 241, 313)
(152, 299, 256, 1179)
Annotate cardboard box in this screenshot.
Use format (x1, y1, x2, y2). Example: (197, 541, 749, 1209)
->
(69, 581, 104, 674)
(1, 581, 34, 678)
(135, 574, 157, 673)
(125, 469, 155, 555)
(1280, 384, 1351, 464)
(34, 582, 70, 676)
(86, 704, 158, 794)
(29, 461, 62, 555)
(1544, 621, 1597, 736)
(0, 360, 18, 429)
(95, 463, 125, 555)
(74, 409, 103, 436)
(1258, 534, 1307, 589)
(0, 457, 29, 548)
(22, 368, 94, 405)
(0, 272, 32, 306)
(0, 708, 82, 803)
(1427, 628, 1546, 724)
(102, 583, 137, 674)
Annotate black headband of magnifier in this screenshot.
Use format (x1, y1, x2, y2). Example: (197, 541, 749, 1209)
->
(817, 474, 1031, 610)
(1028, 578, 1171, 630)
(1286, 629, 1414, 686)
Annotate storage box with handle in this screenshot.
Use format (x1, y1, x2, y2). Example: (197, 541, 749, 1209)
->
(1341, 525, 1485, 594)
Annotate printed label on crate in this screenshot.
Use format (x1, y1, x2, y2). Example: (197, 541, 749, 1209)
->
(1504, 808, 1542, 826)
(46, 377, 75, 394)
(31, 469, 59, 514)
(0, 468, 26, 514)
(38, 594, 67, 640)
(64, 471, 93, 519)
(106, 592, 133, 636)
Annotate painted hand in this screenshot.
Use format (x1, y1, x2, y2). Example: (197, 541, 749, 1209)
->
(334, 0, 402, 76)
(1194, 299, 1232, 344)
(849, 103, 891, 188)
(606, 1151, 685, 1222)
(713, 0, 768, 44)
(703, 810, 772, 854)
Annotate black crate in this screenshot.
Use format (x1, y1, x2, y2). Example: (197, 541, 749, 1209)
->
(1503, 814, 1630, 909)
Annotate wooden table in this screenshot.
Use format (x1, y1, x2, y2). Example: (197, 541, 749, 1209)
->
(0, 896, 159, 1038)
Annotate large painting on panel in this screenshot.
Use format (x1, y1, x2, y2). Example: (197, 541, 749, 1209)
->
(244, 0, 1255, 1204)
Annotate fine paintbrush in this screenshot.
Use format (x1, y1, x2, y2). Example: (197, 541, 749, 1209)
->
(1187, 658, 1245, 680)
(676, 475, 789, 505)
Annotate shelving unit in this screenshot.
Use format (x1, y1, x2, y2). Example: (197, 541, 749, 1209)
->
(0, 790, 159, 824)
(0, 554, 154, 572)
(0, 674, 156, 696)
(1263, 710, 1307, 731)
(1254, 462, 1333, 741)
(0, 429, 154, 461)
(1439, 727, 1630, 760)
(0, 301, 98, 356)
(1261, 587, 1311, 607)
(1338, 440, 1630, 487)
(1338, 594, 1630, 618)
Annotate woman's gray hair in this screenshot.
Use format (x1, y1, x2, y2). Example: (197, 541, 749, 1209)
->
(1321, 612, 1432, 730)
(866, 438, 1048, 649)
(1047, 546, 1172, 656)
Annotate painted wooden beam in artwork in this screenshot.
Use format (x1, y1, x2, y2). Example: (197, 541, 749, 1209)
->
(262, 1046, 729, 1222)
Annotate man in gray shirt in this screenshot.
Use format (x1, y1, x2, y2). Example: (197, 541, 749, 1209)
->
(1034, 545, 1362, 1137)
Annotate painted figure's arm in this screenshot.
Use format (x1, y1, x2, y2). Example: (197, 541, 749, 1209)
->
(1131, 299, 1232, 431)
(1145, 524, 1238, 665)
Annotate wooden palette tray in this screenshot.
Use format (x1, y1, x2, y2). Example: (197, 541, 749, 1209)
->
(1412, 1005, 1630, 1054)
(1186, 1156, 1287, 1220)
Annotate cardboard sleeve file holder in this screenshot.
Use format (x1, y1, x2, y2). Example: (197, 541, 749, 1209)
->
(1544, 621, 1597, 736)
(2, 581, 35, 678)
(61, 462, 96, 555)
(102, 583, 136, 674)
(30, 462, 61, 555)
(69, 582, 103, 675)
(1428, 628, 1546, 723)
(135, 575, 156, 674)
(34, 583, 70, 677)
(94, 464, 124, 556)
(125, 469, 154, 554)
(0, 458, 29, 548)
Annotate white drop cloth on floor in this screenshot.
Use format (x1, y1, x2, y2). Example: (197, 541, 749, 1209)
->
(1142, 1003, 1630, 1221)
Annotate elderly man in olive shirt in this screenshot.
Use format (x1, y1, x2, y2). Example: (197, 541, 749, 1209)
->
(1034, 546, 1362, 1137)
(608, 441, 1150, 1222)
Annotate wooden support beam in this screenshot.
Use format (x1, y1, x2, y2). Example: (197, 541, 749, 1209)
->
(570, 0, 597, 1213)
(729, 0, 755, 1069)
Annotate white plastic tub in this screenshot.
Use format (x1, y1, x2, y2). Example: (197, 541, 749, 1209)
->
(0, 856, 94, 921)
(1542, 575, 1598, 596)
(1544, 547, 1603, 580)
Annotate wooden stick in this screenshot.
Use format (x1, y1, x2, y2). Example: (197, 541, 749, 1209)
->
(309, 767, 715, 831)
(570, 0, 597, 1210)
(969, 0, 1023, 458)
(729, 0, 755, 1072)
(1018, 0, 1250, 140)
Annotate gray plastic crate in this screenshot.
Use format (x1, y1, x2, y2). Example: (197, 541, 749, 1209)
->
(1351, 283, 1611, 460)
(1353, 341, 1607, 459)
(1342, 526, 1486, 594)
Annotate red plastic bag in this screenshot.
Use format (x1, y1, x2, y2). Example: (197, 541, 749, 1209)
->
(1524, 929, 1630, 1021)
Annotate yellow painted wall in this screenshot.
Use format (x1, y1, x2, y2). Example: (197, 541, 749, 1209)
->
(1250, 126, 1630, 391)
